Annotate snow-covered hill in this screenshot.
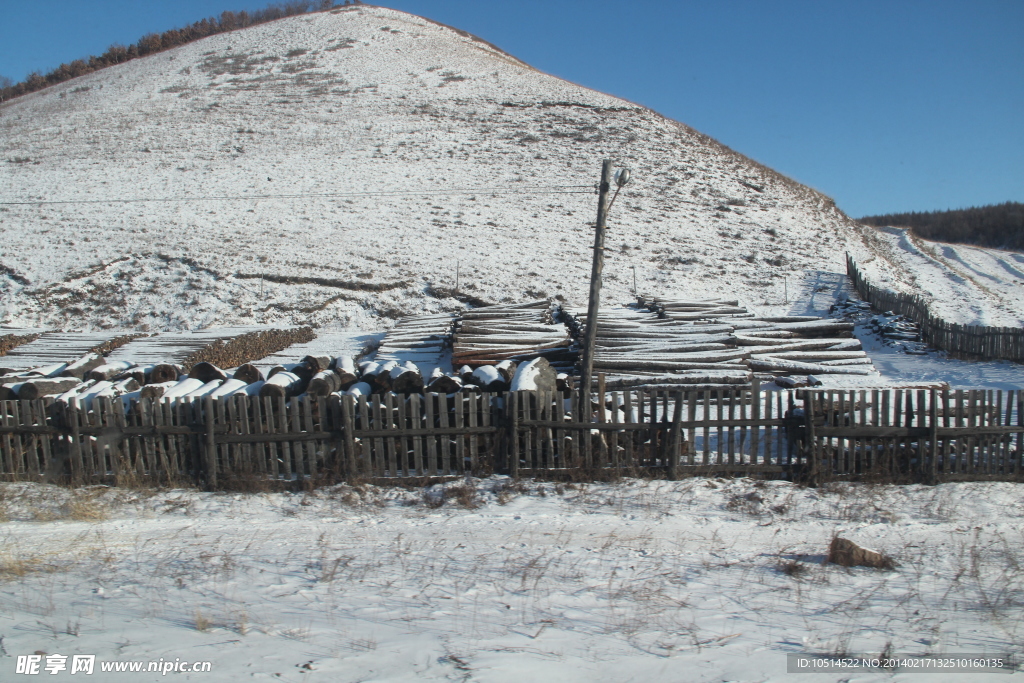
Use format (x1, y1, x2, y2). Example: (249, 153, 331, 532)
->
(857, 228, 1024, 327)
(0, 5, 982, 333)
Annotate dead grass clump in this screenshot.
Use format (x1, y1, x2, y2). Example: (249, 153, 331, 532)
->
(446, 482, 480, 509)
(0, 553, 64, 581)
(725, 491, 763, 515)
(422, 480, 482, 509)
(778, 559, 808, 578)
(492, 479, 530, 505)
(64, 497, 108, 522)
(826, 536, 897, 570)
(194, 609, 211, 632)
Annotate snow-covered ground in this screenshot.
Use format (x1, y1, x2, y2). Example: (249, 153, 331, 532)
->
(1, 478, 1021, 682)
(859, 327, 1024, 390)
(857, 228, 1024, 327)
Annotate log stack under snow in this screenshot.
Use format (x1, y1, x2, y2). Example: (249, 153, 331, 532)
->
(0, 295, 885, 409)
(451, 300, 574, 370)
(566, 297, 877, 390)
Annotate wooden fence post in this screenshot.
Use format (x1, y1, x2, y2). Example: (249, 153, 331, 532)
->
(929, 389, 939, 483)
(668, 391, 683, 480)
(804, 390, 818, 482)
(509, 391, 520, 478)
(204, 396, 217, 488)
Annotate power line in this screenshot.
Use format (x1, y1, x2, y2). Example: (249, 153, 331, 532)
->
(0, 185, 594, 206)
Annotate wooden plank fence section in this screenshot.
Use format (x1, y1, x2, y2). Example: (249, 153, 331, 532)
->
(847, 253, 1024, 362)
(0, 388, 1021, 484)
(801, 388, 1024, 481)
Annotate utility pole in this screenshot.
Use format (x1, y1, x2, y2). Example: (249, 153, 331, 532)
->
(578, 159, 613, 417)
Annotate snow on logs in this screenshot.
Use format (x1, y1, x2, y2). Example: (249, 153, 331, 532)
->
(510, 358, 557, 392)
(259, 371, 306, 399)
(568, 297, 879, 389)
(389, 361, 425, 394)
(15, 378, 83, 400)
(376, 313, 455, 372)
(452, 301, 573, 369)
(425, 367, 462, 394)
(469, 365, 507, 392)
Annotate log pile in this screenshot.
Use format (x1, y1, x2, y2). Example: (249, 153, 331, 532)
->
(105, 327, 315, 371)
(0, 332, 126, 373)
(376, 313, 455, 372)
(570, 306, 751, 392)
(0, 327, 320, 407)
(451, 300, 574, 370)
(0, 332, 41, 357)
(565, 297, 878, 390)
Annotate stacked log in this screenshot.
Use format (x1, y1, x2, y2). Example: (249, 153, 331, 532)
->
(209, 378, 251, 399)
(330, 357, 358, 388)
(60, 354, 106, 379)
(140, 381, 179, 399)
(1, 332, 123, 374)
(100, 327, 314, 372)
(566, 297, 880, 390)
(571, 307, 751, 391)
(425, 367, 462, 394)
(188, 362, 229, 384)
(259, 371, 307, 399)
(375, 313, 455, 372)
(469, 365, 508, 392)
(0, 332, 41, 357)
(389, 361, 425, 394)
(232, 363, 264, 385)
(307, 370, 345, 396)
(510, 357, 557, 392)
(18, 378, 83, 400)
(87, 361, 135, 382)
(452, 301, 573, 369)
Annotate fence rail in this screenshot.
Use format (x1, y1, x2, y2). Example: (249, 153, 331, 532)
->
(847, 253, 1024, 361)
(0, 387, 1021, 486)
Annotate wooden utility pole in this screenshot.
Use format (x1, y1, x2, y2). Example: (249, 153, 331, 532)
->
(578, 159, 613, 418)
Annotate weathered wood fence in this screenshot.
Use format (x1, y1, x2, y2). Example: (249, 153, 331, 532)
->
(804, 388, 1023, 481)
(0, 388, 1021, 486)
(847, 253, 1024, 362)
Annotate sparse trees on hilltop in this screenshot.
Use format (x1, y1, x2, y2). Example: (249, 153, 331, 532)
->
(859, 202, 1024, 252)
(0, 1, 341, 104)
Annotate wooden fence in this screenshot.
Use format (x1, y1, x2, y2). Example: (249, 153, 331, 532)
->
(0, 388, 1021, 486)
(847, 253, 1024, 361)
(804, 388, 1023, 481)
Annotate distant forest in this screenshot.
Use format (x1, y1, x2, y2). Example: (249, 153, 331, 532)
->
(859, 202, 1024, 252)
(0, 1, 354, 103)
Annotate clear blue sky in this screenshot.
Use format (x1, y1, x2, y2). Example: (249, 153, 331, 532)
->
(1, 0, 1021, 218)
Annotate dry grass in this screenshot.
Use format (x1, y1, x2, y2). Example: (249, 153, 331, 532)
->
(778, 559, 808, 578)
(194, 609, 211, 632)
(421, 479, 483, 509)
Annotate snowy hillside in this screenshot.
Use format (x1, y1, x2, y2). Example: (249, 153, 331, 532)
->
(0, 5, 1003, 334)
(857, 228, 1024, 327)
(0, 5, 873, 332)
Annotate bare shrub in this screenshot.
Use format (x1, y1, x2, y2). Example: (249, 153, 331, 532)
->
(724, 491, 763, 516)
(778, 559, 807, 578)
